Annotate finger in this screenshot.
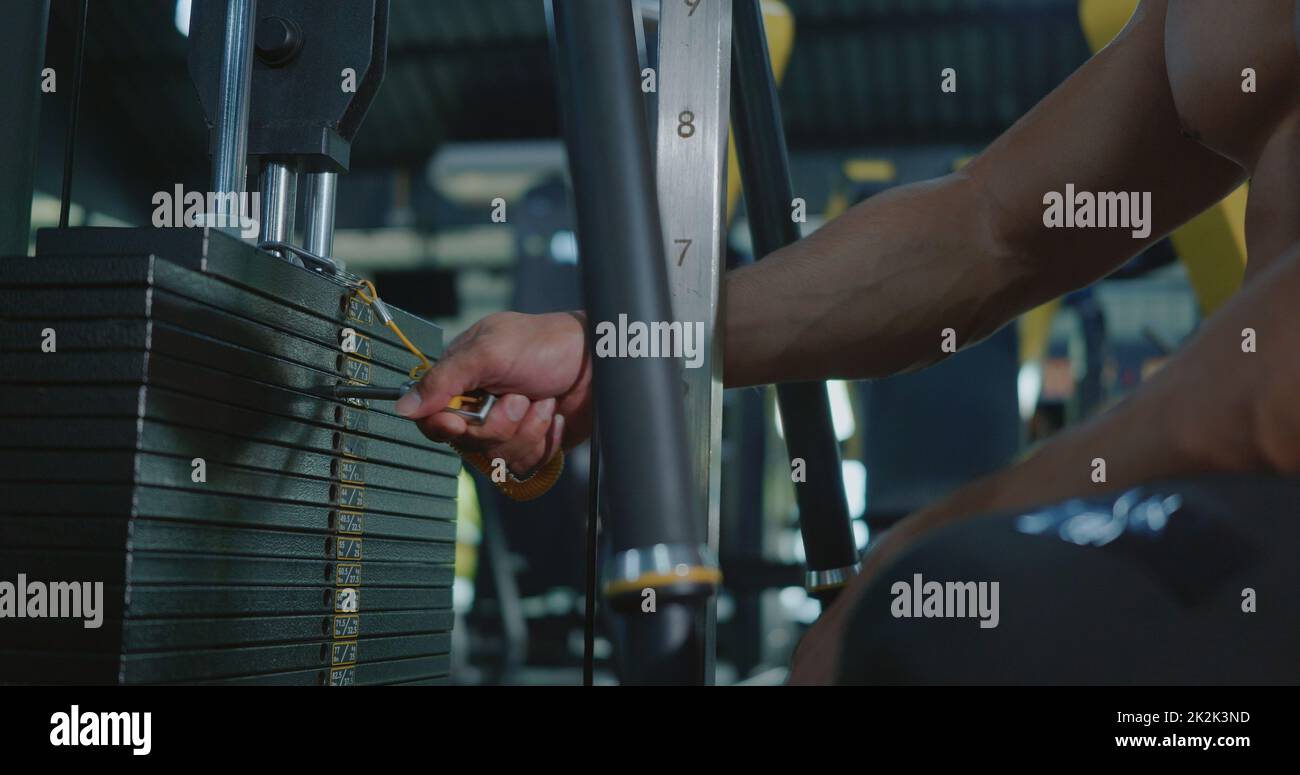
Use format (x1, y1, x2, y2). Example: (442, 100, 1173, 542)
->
(460, 393, 530, 445)
(548, 414, 565, 459)
(396, 350, 481, 420)
(414, 411, 469, 445)
(415, 392, 528, 446)
(486, 398, 556, 475)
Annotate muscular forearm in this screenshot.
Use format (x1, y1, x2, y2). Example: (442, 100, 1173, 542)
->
(723, 171, 1033, 387)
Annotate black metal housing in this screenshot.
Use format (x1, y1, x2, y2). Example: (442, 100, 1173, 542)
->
(187, 0, 389, 172)
(0, 0, 49, 255)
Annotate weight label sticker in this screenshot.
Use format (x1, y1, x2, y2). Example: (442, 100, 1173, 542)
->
(346, 298, 374, 326)
(344, 357, 371, 384)
(336, 537, 363, 560)
(346, 331, 373, 360)
(329, 667, 355, 686)
(333, 614, 360, 638)
(336, 510, 364, 535)
(332, 641, 359, 666)
(335, 587, 360, 613)
(335, 564, 362, 585)
(339, 461, 365, 484)
(342, 410, 369, 433)
(337, 485, 365, 509)
(338, 434, 367, 460)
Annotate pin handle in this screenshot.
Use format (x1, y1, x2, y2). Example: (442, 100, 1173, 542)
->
(445, 391, 496, 424)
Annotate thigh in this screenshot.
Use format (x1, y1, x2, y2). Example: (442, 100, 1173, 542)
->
(837, 474, 1300, 685)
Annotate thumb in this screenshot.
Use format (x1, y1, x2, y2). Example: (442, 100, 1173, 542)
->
(396, 348, 485, 420)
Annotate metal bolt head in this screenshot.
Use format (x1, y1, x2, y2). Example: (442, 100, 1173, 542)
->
(255, 16, 302, 67)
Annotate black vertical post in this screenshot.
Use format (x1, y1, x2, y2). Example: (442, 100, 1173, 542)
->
(730, 0, 860, 600)
(58, 0, 89, 229)
(0, 0, 51, 256)
(582, 422, 600, 687)
(721, 387, 767, 676)
(547, 0, 718, 685)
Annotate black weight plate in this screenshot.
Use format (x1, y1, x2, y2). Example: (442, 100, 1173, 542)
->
(0, 500, 452, 547)
(0, 609, 453, 652)
(0, 450, 456, 515)
(129, 522, 452, 563)
(25, 231, 444, 358)
(123, 609, 453, 651)
(0, 585, 452, 626)
(0, 550, 451, 587)
(116, 632, 451, 682)
(0, 651, 452, 686)
(0, 550, 126, 584)
(0, 481, 456, 528)
(0, 610, 454, 652)
(2, 305, 419, 379)
(0, 449, 454, 501)
(1, 336, 429, 433)
(0, 515, 452, 562)
(1, 415, 456, 480)
(0, 322, 413, 412)
(0, 286, 418, 381)
(0, 362, 437, 450)
(134, 557, 453, 588)
(2, 301, 412, 386)
(0, 516, 130, 549)
(0, 252, 152, 284)
(0, 384, 145, 417)
(125, 585, 453, 617)
(0, 507, 452, 545)
(195, 654, 452, 686)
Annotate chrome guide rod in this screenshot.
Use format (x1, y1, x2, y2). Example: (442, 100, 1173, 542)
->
(210, 0, 257, 231)
(303, 171, 339, 267)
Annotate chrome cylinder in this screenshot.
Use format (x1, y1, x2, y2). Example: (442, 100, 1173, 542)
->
(259, 161, 299, 263)
(210, 0, 257, 231)
(303, 171, 338, 266)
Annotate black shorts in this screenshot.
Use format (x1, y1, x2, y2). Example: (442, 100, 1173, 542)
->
(838, 474, 1300, 685)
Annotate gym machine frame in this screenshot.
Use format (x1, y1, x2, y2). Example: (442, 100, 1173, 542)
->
(549, 0, 859, 684)
(0, 0, 863, 685)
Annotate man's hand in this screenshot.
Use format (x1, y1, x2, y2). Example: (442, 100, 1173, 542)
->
(396, 311, 593, 477)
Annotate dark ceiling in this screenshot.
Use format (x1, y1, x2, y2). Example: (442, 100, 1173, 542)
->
(35, 0, 1090, 222)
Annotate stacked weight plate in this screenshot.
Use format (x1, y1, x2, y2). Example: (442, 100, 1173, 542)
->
(0, 227, 457, 685)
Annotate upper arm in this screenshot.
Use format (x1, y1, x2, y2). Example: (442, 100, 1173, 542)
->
(964, 0, 1246, 304)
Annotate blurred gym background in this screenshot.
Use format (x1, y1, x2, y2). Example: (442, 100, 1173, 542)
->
(23, 0, 1241, 683)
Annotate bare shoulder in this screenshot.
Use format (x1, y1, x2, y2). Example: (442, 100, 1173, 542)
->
(1163, 0, 1300, 169)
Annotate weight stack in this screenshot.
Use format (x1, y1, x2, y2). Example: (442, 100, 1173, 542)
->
(0, 228, 457, 685)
